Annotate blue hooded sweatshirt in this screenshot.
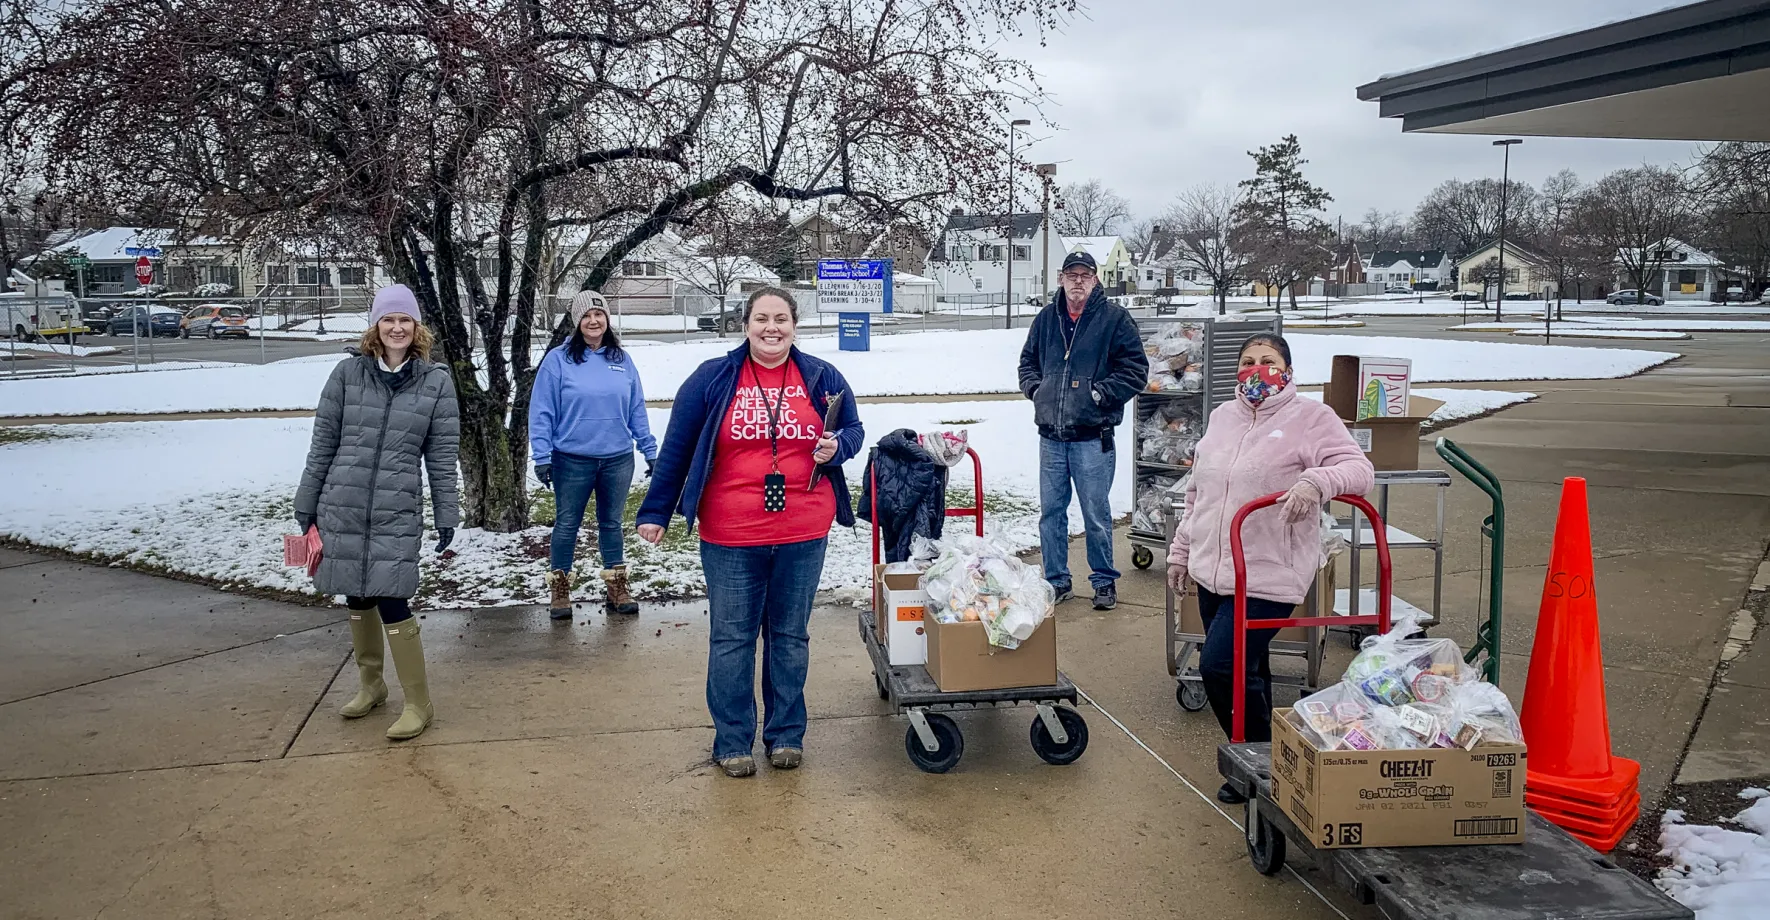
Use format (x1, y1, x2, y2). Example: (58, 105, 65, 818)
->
(529, 345, 659, 463)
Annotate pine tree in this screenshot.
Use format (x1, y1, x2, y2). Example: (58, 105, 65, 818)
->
(1233, 135, 1334, 309)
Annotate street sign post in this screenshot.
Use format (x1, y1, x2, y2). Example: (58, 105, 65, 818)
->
(816, 258, 891, 353)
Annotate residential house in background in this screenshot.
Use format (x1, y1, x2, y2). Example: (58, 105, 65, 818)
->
(1138, 225, 1225, 296)
(787, 209, 930, 280)
(1619, 238, 1736, 302)
(926, 211, 1065, 305)
(1366, 250, 1450, 290)
(1324, 242, 1365, 287)
(1454, 239, 1555, 298)
(599, 230, 781, 314)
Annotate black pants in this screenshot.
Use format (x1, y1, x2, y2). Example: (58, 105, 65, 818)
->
(1196, 586, 1293, 743)
(345, 596, 413, 624)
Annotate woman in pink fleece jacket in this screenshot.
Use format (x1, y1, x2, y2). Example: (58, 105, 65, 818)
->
(1167, 333, 1373, 803)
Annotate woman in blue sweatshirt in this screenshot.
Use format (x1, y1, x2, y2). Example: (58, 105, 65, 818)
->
(530, 291, 659, 619)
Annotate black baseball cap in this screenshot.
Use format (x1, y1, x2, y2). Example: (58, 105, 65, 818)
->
(1061, 251, 1097, 274)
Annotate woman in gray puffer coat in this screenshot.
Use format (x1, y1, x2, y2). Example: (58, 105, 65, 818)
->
(294, 284, 460, 741)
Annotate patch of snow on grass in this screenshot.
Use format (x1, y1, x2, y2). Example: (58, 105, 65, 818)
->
(1657, 800, 1770, 920)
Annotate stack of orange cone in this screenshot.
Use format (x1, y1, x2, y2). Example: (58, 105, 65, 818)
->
(1520, 477, 1641, 852)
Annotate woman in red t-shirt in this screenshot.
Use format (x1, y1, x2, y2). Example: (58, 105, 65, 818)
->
(637, 288, 864, 778)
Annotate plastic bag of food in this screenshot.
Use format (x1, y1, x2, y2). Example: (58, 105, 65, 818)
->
(919, 430, 970, 468)
(1343, 614, 1477, 707)
(1439, 680, 1524, 749)
(1290, 681, 1378, 750)
(913, 533, 1053, 647)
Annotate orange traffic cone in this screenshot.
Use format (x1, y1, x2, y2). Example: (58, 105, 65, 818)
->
(1520, 477, 1641, 851)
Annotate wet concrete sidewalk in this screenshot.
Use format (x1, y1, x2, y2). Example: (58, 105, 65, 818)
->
(0, 545, 1357, 920)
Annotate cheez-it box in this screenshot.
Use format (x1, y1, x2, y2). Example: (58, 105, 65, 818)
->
(1269, 707, 1527, 848)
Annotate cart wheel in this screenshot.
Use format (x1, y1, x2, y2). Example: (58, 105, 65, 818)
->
(1245, 797, 1287, 876)
(1176, 680, 1209, 712)
(874, 672, 888, 700)
(1030, 707, 1089, 765)
(904, 713, 963, 773)
(1131, 545, 1154, 570)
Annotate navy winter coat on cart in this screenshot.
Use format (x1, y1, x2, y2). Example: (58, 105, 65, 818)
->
(858, 428, 948, 563)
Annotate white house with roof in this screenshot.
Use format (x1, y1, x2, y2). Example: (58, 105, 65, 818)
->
(1619, 238, 1733, 302)
(1366, 250, 1451, 289)
(925, 211, 1066, 305)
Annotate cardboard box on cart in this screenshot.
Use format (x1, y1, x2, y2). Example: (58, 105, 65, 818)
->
(924, 614, 1057, 692)
(872, 564, 929, 666)
(1324, 355, 1444, 472)
(1269, 707, 1528, 848)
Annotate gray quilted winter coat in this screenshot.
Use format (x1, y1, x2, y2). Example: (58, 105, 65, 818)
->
(294, 353, 461, 599)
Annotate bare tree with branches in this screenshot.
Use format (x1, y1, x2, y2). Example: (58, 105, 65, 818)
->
(1694, 142, 1770, 301)
(1054, 178, 1131, 236)
(22, 0, 1067, 530)
(1411, 178, 1539, 256)
(1163, 183, 1251, 315)
(1577, 166, 1695, 301)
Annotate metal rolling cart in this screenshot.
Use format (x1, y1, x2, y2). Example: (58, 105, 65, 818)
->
(1332, 469, 1452, 646)
(863, 446, 1090, 773)
(1128, 315, 1281, 571)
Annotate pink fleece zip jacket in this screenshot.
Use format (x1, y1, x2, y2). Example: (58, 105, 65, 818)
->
(1167, 385, 1375, 605)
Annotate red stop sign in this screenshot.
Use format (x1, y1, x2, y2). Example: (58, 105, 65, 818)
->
(134, 256, 153, 284)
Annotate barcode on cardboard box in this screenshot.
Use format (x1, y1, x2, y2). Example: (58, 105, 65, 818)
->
(1454, 817, 1519, 838)
(1492, 769, 1513, 798)
(1289, 793, 1313, 834)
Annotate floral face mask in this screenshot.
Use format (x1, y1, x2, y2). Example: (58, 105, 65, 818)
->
(1237, 364, 1292, 407)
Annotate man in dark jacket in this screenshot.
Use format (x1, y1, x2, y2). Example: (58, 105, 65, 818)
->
(1017, 251, 1148, 609)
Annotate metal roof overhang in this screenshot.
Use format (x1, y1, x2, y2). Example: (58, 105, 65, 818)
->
(1356, 0, 1770, 141)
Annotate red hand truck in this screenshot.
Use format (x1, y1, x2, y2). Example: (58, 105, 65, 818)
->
(1228, 491, 1393, 744)
(870, 445, 984, 565)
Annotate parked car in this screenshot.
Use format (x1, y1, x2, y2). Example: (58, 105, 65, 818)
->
(1384, 285, 1413, 295)
(697, 303, 747, 333)
(108, 305, 183, 337)
(181, 303, 251, 339)
(0, 292, 87, 342)
(1448, 291, 1482, 302)
(1503, 291, 1536, 301)
(1606, 289, 1664, 306)
(78, 299, 115, 331)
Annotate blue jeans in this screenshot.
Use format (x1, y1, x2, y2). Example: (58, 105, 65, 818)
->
(1196, 586, 1291, 743)
(1038, 436, 1119, 591)
(549, 450, 635, 572)
(700, 537, 828, 760)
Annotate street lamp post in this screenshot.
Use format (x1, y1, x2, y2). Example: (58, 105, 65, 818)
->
(1036, 163, 1057, 307)
(1492, 139, 1522, 322)
(1004, 118, 1030, 330)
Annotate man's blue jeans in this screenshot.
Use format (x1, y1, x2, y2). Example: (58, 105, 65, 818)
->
(549, 450, 635, 572)
(1038, 436, 1119, 592)
(700, 537, 828, 760)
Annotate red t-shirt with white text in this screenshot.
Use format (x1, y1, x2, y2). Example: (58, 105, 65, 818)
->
(696, 359, 837, 547)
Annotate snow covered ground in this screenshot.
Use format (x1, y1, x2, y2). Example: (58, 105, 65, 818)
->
(0, 387, 1530, 607)
(1, 341, 121, 358)
(1657, 791, 1770, 920)
(0, 328, 1672, 418)
(1456, 319, 1770, 333)
(1510, 329, 1692, 341)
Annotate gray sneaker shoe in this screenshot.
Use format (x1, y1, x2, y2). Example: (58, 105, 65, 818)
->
(1092, 583, 1117, 610)
(1051, 582, 1074, 603)
(718, 755, 756, 777)
(769, 747, 803, 770)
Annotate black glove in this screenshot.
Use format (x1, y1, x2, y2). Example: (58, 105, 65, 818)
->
(295, 512, 315, 533)
(644, 458, 655, 479)
(434, 527, 454, 553)
(535, 464, 552, 489)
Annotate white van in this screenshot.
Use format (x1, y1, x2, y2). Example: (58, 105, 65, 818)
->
(0, 293, 87, 341)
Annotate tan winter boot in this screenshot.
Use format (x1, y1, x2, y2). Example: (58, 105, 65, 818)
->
(383, 619, 433, 741)
(340, 610, 388, 718)
(602, 565, 640, 615)
(548, 569, 573, 621)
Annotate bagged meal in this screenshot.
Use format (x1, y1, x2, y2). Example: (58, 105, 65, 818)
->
(1342, 614, 1477, 707)
(1439, 680, 1524, 749)
(916, 533, 1053, 648)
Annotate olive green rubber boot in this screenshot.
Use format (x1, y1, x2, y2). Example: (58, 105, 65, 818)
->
(383, 619, 433, 741)
(340, 610, 388, 718)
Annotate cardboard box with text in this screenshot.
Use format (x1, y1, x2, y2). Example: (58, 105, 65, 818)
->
(872, 565, 929, 666)
(1326, 355, 1442, 471)
(1269, 707, 1527, 848)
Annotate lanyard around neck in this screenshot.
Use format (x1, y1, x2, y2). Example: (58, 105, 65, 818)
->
(748, 357, 787, 471)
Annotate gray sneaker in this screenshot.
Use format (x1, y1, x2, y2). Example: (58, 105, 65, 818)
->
(718, 755, 756, 777)
(769, 747, 803, 770)
(1051, 582, 1074, 603)
(1092, 583, 1117, 610)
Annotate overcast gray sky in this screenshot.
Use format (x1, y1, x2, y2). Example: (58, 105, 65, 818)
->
(1002, 0, 1702, 224)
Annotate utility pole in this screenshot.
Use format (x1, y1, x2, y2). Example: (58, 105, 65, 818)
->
(1492, 139, 1523, 322)
(1004, 118, 1030, 330)
(1036, 163, 1057, 307)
